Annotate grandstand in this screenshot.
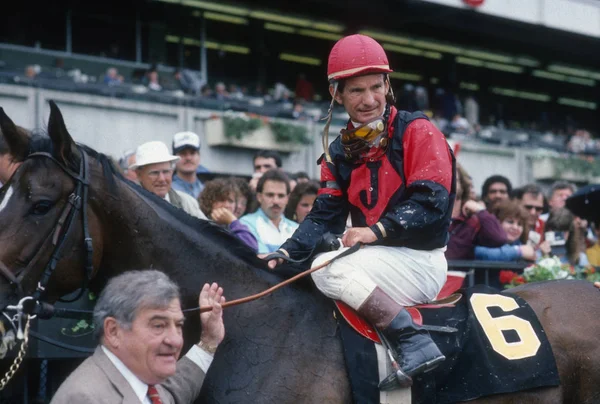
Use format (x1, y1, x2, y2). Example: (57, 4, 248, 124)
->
(1, 0, 599, 189)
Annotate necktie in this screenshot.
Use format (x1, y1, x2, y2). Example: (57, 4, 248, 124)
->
(147, 385, 163, 404)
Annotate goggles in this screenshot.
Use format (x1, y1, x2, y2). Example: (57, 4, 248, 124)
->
(341, 117, 386, 144)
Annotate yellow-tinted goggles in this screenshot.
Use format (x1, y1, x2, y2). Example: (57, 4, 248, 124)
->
(341, 118, 386, 143)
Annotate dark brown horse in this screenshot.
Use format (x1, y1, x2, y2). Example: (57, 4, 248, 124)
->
(0, 103, 599, 403)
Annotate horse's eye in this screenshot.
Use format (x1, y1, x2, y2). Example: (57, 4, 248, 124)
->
(31, 201, 53, 216)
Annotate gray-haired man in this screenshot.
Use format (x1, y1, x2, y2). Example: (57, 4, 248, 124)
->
(51, 270, 225, 403)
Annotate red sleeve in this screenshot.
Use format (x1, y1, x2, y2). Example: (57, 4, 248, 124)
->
(318, 159, 343, 197)
(402, 119, 453, 192)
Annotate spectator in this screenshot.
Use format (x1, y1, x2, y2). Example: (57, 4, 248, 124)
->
(545, 208, 589, 266)
(449, 113, 472, 135)
(446, 163, 508, 260)
(540, 181, 576, 222)
(567, 129, 595, 154)
(199, 178, 258, 251)
(239, 169, 298, 254)
(171, 132, 205, 199)
(295, 73, 314, 102)
(214, 82, 228, 100)
(174, 69, 203, 95)
(118, 149, 138, 183)
(481, 175, 512, 210)
(249, 150, 282, 192)
(50, 270, 225, 404)
(0, 128, 24, 183)
(514, 184, 545, 245)
(228, 84, 244, 100)
(586, 219, 600, 266)
(285, 181, 319, 224)
(24, 65, 39, 80)
(200, 85, 213, 97)
(103, 67, 124, 86)
(464, 95, 479, 127)
(132, 141, 207, 219)
(147, 70, 162, 91)
(474, 199, 537, 262)
(230, 176, 255, 217)
(295, 171, 310, 184)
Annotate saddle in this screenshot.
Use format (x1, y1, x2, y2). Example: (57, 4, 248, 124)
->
(335, 271, 466, 343)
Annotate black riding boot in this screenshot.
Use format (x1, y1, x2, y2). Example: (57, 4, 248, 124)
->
(358, 287, 445, 390)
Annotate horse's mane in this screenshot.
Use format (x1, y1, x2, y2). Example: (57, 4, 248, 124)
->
(28, 140, 263, 267)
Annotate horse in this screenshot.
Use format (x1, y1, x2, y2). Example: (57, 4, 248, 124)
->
(0, 102, 599, 403)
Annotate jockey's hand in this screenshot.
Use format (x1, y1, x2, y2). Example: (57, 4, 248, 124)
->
(342, 227, 377, 247)
(258, 249, 289, 270)
(211, 207, 236, 225)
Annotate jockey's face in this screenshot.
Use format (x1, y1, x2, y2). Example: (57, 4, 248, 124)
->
(331, 74, 389, 124)
(137, 162, 174, 199)
(106, 298, 184, 385)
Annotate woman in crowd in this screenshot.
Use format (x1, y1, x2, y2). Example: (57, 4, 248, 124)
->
(199, 178, 258, 252)
(545, 208, 589, 266)
(230, 176, 256, 217)
(446, 163, 507, 260)
(586, 219, 600, 266)
(284, 181, 319, 224)
(475, 199, 540, 261)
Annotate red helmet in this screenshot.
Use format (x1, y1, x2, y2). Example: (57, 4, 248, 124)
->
(327, 34, 393, 82)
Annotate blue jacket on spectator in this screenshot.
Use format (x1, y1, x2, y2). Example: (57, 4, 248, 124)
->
(475, 241, 522, 261)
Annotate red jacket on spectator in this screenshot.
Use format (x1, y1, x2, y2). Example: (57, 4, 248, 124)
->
(445, 210, 508, 260)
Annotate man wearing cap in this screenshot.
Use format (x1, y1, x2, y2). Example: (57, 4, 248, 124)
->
(172, 131, 206, 199)
(132, 141, 207, 220)
(269, 34, 456, 389)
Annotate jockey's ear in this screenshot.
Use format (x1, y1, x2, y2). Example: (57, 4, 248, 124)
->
(47, 100, 79, 168)
(0, 107, 30, 162)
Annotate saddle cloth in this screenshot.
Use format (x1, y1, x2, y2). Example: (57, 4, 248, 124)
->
(335, 281, 560, 404)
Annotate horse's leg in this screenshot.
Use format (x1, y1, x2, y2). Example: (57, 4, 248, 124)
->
(509, 281, 600, 404)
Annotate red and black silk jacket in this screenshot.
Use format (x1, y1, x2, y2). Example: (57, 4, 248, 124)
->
(280, 107, 456, 259)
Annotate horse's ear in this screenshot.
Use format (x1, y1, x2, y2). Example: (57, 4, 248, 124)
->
(0, 107, 30, 161)
(47, 100, 78, 166)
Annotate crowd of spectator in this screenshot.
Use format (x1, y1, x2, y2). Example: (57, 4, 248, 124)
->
(105, 126, 599, 292)
(5, 59, 600, 157)
(447, 164, 598, 288)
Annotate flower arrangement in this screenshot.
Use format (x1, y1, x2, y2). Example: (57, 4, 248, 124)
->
(500, 256, 600, 289)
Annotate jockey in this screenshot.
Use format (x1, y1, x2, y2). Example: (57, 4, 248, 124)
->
(268, 34, 456, 389)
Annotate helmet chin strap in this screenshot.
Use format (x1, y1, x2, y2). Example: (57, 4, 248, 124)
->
(322, 81, 339, 163)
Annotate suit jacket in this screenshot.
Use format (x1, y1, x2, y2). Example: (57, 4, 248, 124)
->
(50, 346, 206, 404)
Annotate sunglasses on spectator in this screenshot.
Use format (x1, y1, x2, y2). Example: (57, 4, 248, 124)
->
(524, 205, 544, 213)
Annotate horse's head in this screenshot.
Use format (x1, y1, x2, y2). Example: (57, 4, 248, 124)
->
(0, 102, 101, 351)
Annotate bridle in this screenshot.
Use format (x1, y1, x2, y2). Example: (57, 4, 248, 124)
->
(0, 146, 94, 343)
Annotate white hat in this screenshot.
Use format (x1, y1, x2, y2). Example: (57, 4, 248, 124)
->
(130, 141, 179, 170)
(172, 131, 200, 154)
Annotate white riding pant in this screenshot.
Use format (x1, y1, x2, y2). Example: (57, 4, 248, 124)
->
(311, 245, 447, 310)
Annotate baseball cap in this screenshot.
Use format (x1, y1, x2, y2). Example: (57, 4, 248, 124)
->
(172, 131, 200, 154)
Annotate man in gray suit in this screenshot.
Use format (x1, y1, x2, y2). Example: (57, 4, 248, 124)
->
(51, 270, 226, 403)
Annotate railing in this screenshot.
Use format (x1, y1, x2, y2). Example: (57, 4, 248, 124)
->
(448, 260, 528, 287)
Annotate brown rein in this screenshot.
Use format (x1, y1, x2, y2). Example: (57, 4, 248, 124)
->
(196, 243, 361, 313)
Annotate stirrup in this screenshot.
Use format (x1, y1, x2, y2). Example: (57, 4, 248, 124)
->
(379, 367, 412, 390)
(378, 354, 446, 391)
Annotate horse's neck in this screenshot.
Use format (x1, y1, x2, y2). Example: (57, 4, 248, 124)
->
(90, 176, 272, 303)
